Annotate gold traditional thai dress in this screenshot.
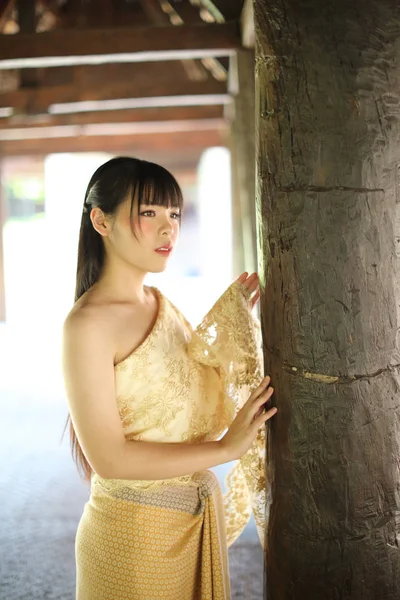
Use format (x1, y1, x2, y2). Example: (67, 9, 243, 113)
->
(75, 280, 267, 600)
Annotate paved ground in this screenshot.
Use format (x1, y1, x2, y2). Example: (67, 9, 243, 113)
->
(0, 387, 263, 600)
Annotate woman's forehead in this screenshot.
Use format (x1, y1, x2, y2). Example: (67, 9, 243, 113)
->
(121, 199, 180, 215)
(139, 202, 180, 208)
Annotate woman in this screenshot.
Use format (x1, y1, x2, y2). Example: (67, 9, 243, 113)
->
(62, 156, 277, 600)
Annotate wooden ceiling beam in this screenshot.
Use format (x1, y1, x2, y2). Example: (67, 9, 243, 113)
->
(0, 117, 225, 140)
(0, 128, 227, 158)
(0, 77, 229, 113)
(0, 22, 240, 70)
(0, 104, 225, 129)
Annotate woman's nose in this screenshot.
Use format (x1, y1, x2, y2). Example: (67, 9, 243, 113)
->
(160, 217, 173, 233)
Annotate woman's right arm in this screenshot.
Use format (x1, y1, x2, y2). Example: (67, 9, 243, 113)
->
(62, 313, 277, 481)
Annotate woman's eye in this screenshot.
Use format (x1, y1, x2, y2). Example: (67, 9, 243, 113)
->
(139, 210, 180, 219)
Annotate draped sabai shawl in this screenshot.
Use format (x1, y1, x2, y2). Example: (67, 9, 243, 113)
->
(92, 280, 267, 548)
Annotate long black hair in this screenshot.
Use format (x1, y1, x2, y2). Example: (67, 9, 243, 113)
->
(63, 156, 184, 481)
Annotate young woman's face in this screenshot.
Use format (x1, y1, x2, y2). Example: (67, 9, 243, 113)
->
(107, 196, 181, 273)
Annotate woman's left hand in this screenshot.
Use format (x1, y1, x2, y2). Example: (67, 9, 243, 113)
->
(236, 272, 260, 309)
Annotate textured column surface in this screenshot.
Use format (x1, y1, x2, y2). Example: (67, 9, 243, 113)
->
(254, 0, 400, 598)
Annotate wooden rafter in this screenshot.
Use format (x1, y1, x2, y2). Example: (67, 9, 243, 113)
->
(0, 128, 227, 159)
(0, 118, 225, 141)
(189, 0, 225, 23)
(0, 77, 229, 113)
(158, 0, 229, 81)
(138, 0, 208, 83)
(0, 105, 225, 129)
(0, 22, 240, 70)
(192, 0, 245, 21)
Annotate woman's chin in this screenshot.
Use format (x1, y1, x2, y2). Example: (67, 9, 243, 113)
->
(149, 263, 169, 274)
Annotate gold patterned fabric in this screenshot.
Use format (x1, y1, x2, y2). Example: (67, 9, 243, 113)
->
(76, 470, 230, 599)
(75, 281, 266, 599)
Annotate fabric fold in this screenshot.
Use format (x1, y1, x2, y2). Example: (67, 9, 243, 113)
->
(187, 280, 266, 548)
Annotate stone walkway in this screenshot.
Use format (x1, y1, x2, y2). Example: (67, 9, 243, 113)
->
(0, 389, 263, 600)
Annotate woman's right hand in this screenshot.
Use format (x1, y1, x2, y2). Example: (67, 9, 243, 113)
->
(220, 376, 277, 461)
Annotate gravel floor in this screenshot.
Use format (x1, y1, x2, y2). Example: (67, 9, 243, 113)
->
(0, 389, 263, 600)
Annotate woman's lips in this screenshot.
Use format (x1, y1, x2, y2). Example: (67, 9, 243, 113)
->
(155, 247, 172, 256)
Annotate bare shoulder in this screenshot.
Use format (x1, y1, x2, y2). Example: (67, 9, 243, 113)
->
(63, 285, 159, 367)
(63, 296, 112, 353)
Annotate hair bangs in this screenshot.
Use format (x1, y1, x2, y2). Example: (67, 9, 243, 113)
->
(126, 161, 183, 237)
(137, 163, 183, 210)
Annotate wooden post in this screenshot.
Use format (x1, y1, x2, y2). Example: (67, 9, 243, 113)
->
(254, 0, 400, 597)
(229, 49, 257, 275)
(229, 118, 246, 276)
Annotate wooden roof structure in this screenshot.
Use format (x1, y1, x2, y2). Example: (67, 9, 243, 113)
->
(0, 0, 254, 169)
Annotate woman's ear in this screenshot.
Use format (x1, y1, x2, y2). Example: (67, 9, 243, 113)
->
(90, 207, 111, 237)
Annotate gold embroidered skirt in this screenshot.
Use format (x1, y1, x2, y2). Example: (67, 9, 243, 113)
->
(75, 470, 231, 599)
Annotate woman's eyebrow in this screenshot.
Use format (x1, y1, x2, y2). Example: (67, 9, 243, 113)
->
(138, 204, 181, 211)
